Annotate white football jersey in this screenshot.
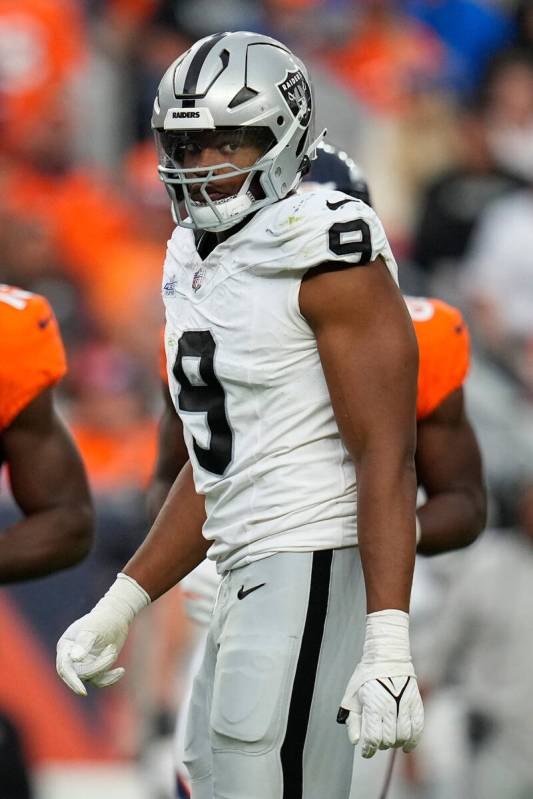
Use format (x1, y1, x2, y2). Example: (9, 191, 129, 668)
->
(163, 189, 397, 572)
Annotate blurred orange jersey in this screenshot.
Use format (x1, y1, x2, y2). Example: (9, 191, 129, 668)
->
(406, 296, 470, 421)
(0, 285, 66, 431)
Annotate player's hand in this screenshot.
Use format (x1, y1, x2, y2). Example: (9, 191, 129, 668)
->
(56, 573, 150, 696)
(180, 559, 219, 627)
(337, 610, 424, 758)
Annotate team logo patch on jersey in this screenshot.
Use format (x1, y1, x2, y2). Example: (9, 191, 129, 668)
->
(192, 267, 206, 292)
(276, 69, 312, 126)
(163, 275, 178, 296)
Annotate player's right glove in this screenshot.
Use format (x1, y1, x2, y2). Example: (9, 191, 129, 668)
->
(337, 609, 424, 759)
(56, 573, 150, 695)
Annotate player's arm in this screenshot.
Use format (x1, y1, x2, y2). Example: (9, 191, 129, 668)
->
(146, 382, 189, 522)
(56, 460, 209, 695)
(300, 255, 423, 758)
(124, 459, 209, 600)
(416, 387, 486, 555)
(301, 257, 418, 612)
(0, 389, 94, 582)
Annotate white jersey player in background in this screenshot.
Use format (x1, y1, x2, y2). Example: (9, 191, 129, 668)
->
(56, 31, 423, 799)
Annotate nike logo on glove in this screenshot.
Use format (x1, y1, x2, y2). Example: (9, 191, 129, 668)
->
(337, 677, 412, 723)
(237, 583, 266, 600)
(376, 677, 411, 713)
(326, 198, 354, 211)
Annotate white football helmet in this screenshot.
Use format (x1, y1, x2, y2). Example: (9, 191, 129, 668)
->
(152, 31, 323, 231)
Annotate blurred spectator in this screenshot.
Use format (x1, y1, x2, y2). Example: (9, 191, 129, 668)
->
(482, 48, 533, 181)
(405, 0, 515, 94)
(122, 138, 173, 244)
(0, 209, 92, 349)
(424, 482, 533, 799)
(515, 0, 533, 49)
(461, 187, 533, 390)
(363, 89, 458, 249)
(411, 54, 532, 279)
(1, 85, 165, 366)
(174, 0, 262, 42)
(320, 1, 447, 116)
(454, 49, 533, 388)
(115, 3, 192, 140)
(0, 0, 85, 144)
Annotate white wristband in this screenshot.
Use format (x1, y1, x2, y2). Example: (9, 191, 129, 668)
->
(98, 573, 151, 622)
(363, 609, 411, 663)
(340, 609, 415, 707)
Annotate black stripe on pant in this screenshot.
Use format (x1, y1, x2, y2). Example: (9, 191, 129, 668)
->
(280, 549, 333, 798)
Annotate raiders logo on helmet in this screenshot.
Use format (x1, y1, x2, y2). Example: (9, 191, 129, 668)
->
(276, 69, 312, 127)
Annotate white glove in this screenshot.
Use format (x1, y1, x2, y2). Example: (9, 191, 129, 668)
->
(338, 609, 424, 759)
(180, 559, 219, 627)
(56, 573, 150, 696)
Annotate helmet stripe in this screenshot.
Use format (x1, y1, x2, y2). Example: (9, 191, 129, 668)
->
(181, 32, 227, 107)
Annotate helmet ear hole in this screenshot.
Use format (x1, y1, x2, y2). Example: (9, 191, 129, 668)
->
(299, 155, 311, 177)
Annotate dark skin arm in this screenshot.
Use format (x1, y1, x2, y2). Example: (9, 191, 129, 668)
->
(124, 460, 209, 600)
(416, 387, 486, 556)
(0, 389, 94, 582)
(146, 382, 189, 523)
(300, 257, 418, 613)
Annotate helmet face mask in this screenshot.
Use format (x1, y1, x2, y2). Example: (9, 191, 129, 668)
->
(152, 31, 323, 232)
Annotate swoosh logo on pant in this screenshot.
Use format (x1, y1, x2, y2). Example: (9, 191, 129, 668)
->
(237, 582, 266, 600)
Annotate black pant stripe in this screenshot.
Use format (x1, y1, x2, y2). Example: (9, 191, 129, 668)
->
(280, 549, 333, 798)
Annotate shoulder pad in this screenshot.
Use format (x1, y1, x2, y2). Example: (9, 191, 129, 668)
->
(240, 189, 397, 280)
(407, 296, 471, 420)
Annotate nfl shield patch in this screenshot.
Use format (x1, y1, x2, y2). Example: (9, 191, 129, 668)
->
(192, 267, 206, 292)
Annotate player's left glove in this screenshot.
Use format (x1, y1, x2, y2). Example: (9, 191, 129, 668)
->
(337, 609, 424, 759)
(56, 573, 150, 695)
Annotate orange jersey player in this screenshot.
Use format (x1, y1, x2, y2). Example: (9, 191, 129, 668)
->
(406, 295, 486, 554)
(0, 285, 93, 581)
(408, 296, 470, 422)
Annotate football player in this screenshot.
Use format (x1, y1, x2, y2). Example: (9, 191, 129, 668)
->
(0, 284, 93, 581)
(149, 148, 486, 556)
(147, 141, 371, 523)
(57, 32, 423, 799)
(148, 148, 486, 796)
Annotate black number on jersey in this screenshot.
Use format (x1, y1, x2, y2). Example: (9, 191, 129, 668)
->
(328, 219, 372, 264)
(173, 330, 233, 475)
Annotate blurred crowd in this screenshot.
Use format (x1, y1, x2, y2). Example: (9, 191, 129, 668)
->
(2, 1, 533, 798)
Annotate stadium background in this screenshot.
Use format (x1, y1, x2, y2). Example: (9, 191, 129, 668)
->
(1, 1, 533, 797)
